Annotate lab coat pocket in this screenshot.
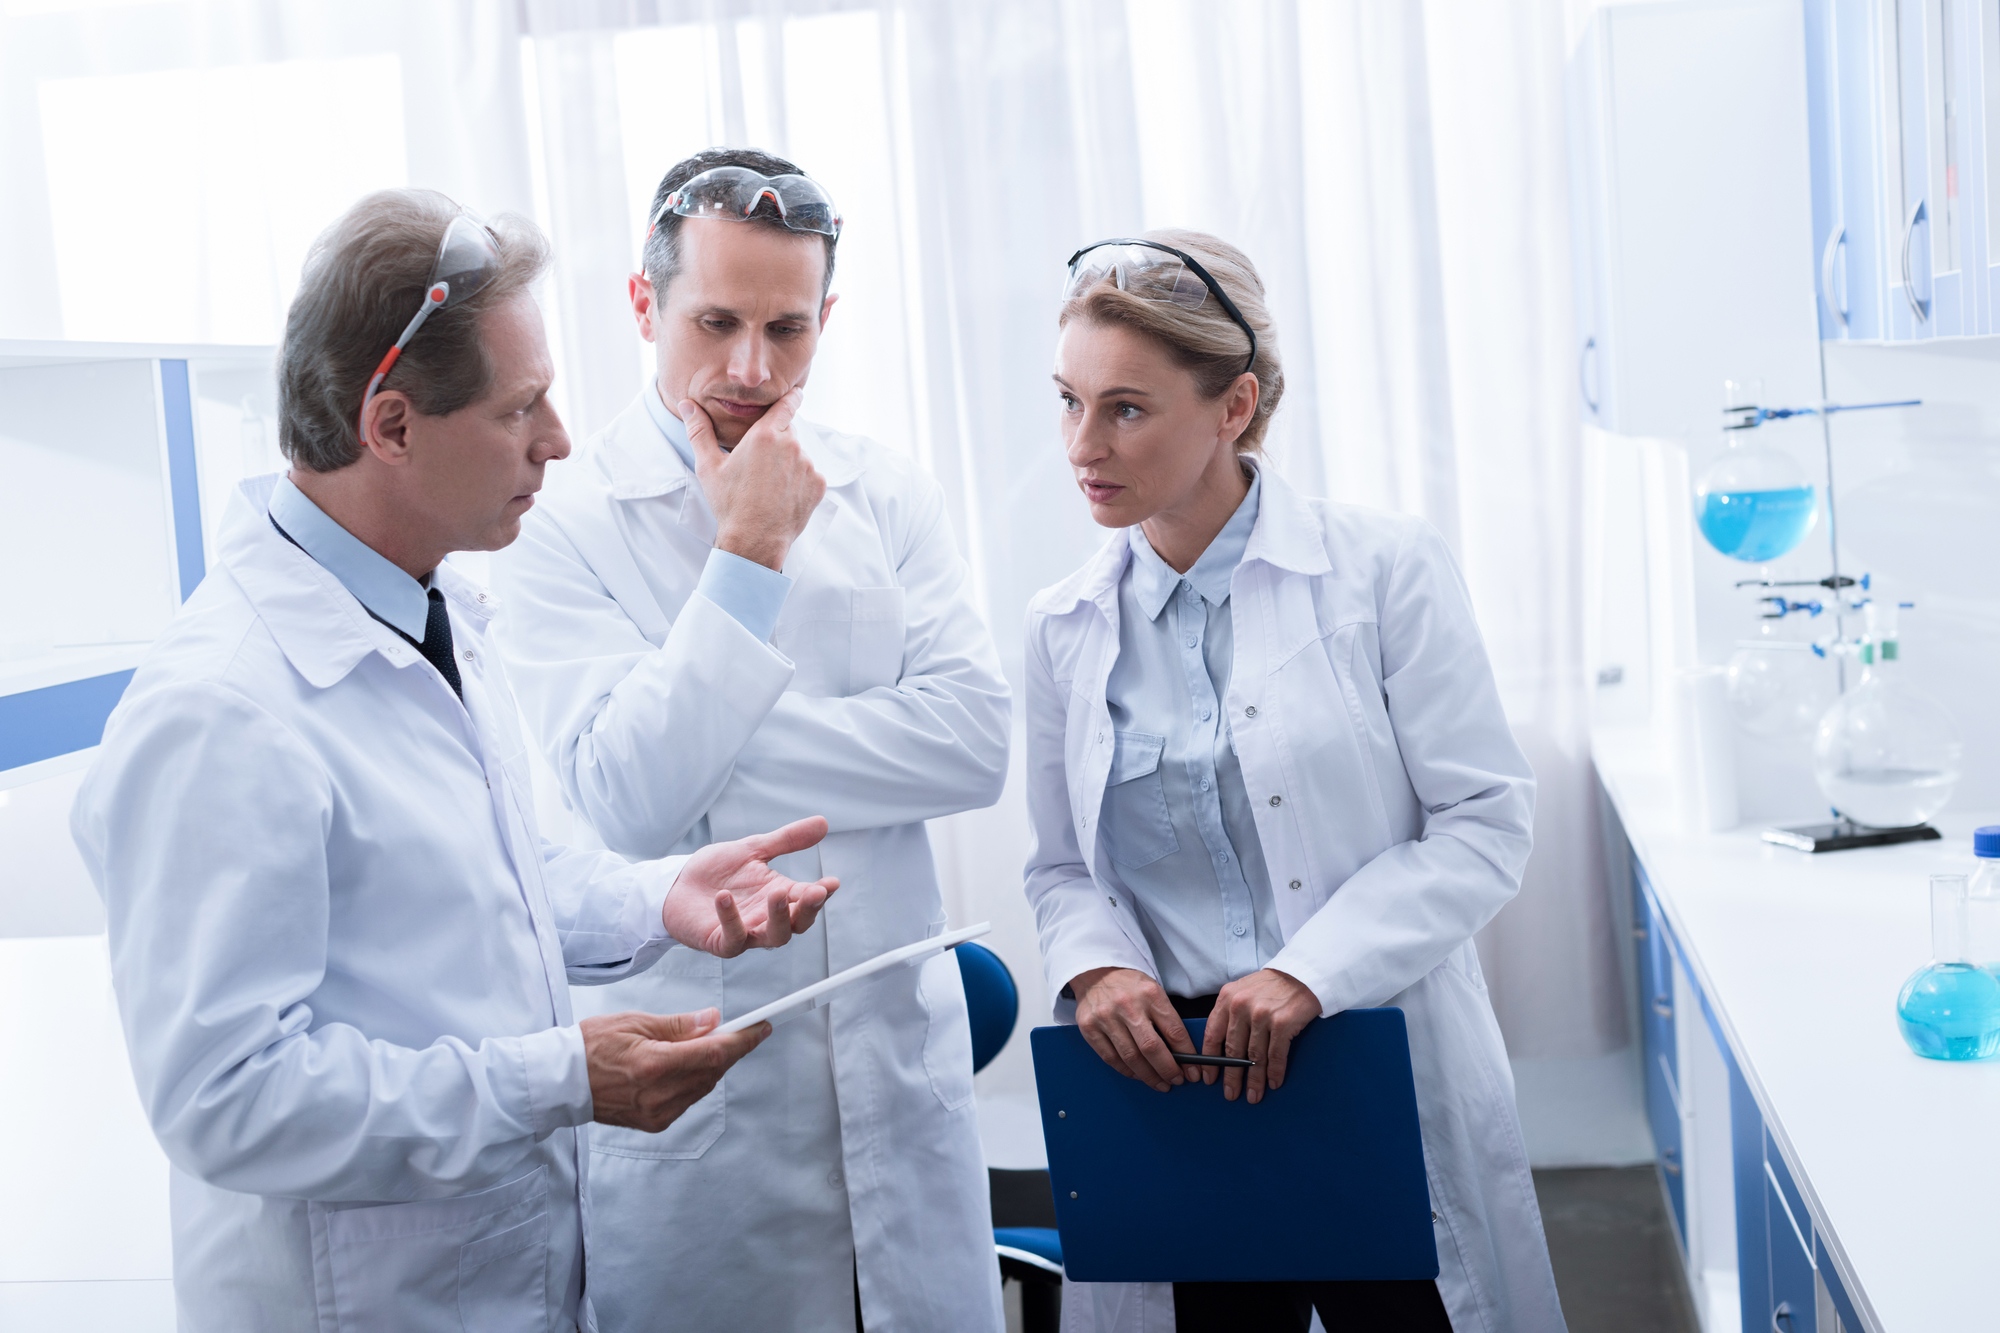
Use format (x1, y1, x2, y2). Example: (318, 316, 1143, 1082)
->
(848, 586, 906, 692)
(586, 948, 726, 1161)
(1099, 730, 1177, 869)
(917, 928, 977, 1112)
(312, 1165, 550, 1333)
(457, 1210, 551, 1333)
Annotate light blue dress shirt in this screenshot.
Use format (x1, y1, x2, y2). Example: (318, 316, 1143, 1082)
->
(643, 384, 794, 643)
(268, 476, 431, 640)
(1098, 472, 1284, 999)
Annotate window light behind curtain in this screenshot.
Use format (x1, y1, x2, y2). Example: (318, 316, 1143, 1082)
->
(0, 0, 1621, 1094)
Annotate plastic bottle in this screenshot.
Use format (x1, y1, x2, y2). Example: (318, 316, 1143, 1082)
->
(1897, 872, 2000, 1061)
(1967, 826, 2000, 972)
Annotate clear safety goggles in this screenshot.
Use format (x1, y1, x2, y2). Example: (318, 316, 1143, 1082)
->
(1063, 238, 1258, 376)
(359, 214, 503, 441)
(648, 165, 843, 239)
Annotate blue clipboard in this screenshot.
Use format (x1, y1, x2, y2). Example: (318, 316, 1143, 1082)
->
(1031, 1009, 1439, 1283)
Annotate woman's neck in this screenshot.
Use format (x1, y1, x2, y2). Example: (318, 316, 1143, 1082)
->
(1139, 449, 1251, 574)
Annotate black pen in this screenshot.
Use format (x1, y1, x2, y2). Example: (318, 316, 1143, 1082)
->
(1173, 1052, 1254, 1068)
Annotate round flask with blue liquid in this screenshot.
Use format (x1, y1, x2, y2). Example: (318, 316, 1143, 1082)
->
(1693, 435, 1819, 563)
(1897, 870, 2000, 1061)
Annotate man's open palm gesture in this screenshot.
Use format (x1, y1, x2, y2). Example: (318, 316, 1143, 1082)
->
(663, 815, 839, 956)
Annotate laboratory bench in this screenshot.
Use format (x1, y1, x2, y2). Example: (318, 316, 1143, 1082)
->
(1596, 727, 2000, 1333)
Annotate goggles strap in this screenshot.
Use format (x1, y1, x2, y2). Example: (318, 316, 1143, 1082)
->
(1067, 238, 1258, 377)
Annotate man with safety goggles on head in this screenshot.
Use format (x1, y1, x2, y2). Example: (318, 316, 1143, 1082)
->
(72, 188, 845, 1332)
(494, 150, 1010, 1331)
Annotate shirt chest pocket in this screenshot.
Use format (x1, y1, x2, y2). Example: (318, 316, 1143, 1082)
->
(1098, 730, 1178, 869)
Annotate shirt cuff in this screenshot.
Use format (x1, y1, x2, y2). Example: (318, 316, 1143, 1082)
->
(513, 1023, 595, 1136)
(695, 548, 793, 642)
(644, 854, 691, 944)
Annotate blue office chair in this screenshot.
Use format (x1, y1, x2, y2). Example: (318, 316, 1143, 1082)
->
(956, 941, 1063, 1333)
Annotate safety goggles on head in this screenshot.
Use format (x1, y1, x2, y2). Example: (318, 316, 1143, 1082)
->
(359, 214, 503, 442)
(1063, 238, 1258, 376)
(648, 165, 843, 239)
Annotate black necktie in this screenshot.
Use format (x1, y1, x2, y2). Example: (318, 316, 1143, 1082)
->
(417, 586, 464, 702)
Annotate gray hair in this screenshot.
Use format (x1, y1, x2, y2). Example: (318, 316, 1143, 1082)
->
(1059, 228, 1284, 452)
(279, 189, 550, 473)
(641, 147, 837, 300)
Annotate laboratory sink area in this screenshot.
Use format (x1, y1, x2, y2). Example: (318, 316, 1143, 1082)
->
(1596, 725, 2000, 1333)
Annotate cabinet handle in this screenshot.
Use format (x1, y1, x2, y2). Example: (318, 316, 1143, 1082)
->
(1820, 224, 1849, 330)
(1660, 1148, 1682, 1176)
(1632, 925, 1648, 940)
(1578, 336, 1599, 417)
(1772, 1300, 1794, 1332)
(1653, 997, 1673, 1019)
(1901, 199, 1930, 322)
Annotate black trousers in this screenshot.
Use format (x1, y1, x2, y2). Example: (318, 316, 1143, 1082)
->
(1165, 994, 1453, 1333)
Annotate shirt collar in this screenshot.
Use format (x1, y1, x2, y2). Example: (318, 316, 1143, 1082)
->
(1125, 471, 1262, 620)
(642, 379, 697, 473)
(267, 475, 432, 641)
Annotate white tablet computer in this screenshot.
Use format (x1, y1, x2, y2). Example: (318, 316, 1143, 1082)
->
(716, 922, 993, 1034)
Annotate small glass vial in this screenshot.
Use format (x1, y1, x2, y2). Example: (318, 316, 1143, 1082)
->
(1898, 873, 2000, 1061)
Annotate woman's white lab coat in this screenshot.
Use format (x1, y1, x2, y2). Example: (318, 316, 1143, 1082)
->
(1022, 464, 1566, 1333)
(492, 395, 1011, 1332)
(69, 477, 688, 1332)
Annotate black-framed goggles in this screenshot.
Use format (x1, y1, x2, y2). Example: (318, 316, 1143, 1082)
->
(1063, 238, 1258, 376)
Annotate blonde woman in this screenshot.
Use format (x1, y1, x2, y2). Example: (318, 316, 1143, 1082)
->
(1022, 231, 1566, 1332)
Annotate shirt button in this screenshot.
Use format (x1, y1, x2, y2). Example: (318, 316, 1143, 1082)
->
(827, 1170, 844, 1189)
(462, 649, 475, 662)
(1200, 779, 1211, 791)
(1244, 705, 1258, 718)
(475, 592, 489, 603)
(1185, 637, 1197, 648)
(1289, 879, 1303, 891)
(1232, 923, 1247, 937)
(1199, 708, 1211, 721)
(1269, 795, 1283, 807)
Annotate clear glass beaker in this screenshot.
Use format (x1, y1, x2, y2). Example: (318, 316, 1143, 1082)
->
(1897, 873, 2000, 1061)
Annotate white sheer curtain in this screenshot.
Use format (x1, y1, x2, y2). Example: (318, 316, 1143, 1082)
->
(1, 0, 1625, 1117)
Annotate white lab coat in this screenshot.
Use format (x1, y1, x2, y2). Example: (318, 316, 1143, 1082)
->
(1023, 464, 1566, 1333)
(493, 394, 1011, 1333)
(70, 476, 690, 1333)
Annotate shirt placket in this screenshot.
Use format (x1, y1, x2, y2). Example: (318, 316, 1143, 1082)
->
(1174, 581, 1259, 980)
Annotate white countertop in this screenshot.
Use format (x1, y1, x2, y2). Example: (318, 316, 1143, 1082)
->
(1594, 727, 2000, 1333)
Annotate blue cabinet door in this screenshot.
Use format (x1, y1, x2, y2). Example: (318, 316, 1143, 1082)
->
(1633, 863, 1686, 1245)
(1766, 1140, 1819, 1333)
(1806, 0, 1890, 339)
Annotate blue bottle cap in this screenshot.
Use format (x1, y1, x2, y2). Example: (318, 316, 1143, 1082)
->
(1976, 826, 2000, 858)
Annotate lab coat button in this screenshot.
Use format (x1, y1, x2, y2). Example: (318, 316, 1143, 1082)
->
(827, 1170, 844, 1189)
(1289, 879, 1303, 891)
(1231, 923, 1247, 937)
(1269, 795, 1283, 807)
(1244, 705, 1258, 718)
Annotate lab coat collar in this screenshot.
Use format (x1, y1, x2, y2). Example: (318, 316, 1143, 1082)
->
(221, 475, 492, 690)
(597, 387, 866, 501)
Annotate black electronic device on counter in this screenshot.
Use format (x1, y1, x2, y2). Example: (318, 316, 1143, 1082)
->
(1761, 820, 1942, 853)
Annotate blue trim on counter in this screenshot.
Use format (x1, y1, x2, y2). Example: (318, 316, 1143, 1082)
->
(160, 358, 205, 600)
(0, 671, 135, 771)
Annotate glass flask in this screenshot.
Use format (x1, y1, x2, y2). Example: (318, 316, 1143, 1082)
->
(1812, 604, 1961, 828)
(1897, 873, 2000, 1061)
(1725, 639, 1834, 737)
(1693, 422, 1818, 563)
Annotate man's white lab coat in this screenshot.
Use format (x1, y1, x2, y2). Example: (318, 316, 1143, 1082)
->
(69, 476, 698, 1332)
(494, 395, 1011, 1332)
(1023, 463, 1567, 1332)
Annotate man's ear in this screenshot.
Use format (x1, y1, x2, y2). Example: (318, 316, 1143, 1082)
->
(629, 271, 658, 343)
(360, 390, 417, 466)
(819, 291, 839, 331)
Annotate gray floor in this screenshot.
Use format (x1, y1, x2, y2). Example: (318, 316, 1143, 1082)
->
(1533, 1167, 1699, 1333)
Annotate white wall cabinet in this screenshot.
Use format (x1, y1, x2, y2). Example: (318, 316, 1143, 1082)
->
(1566, 1, 1824, 438)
